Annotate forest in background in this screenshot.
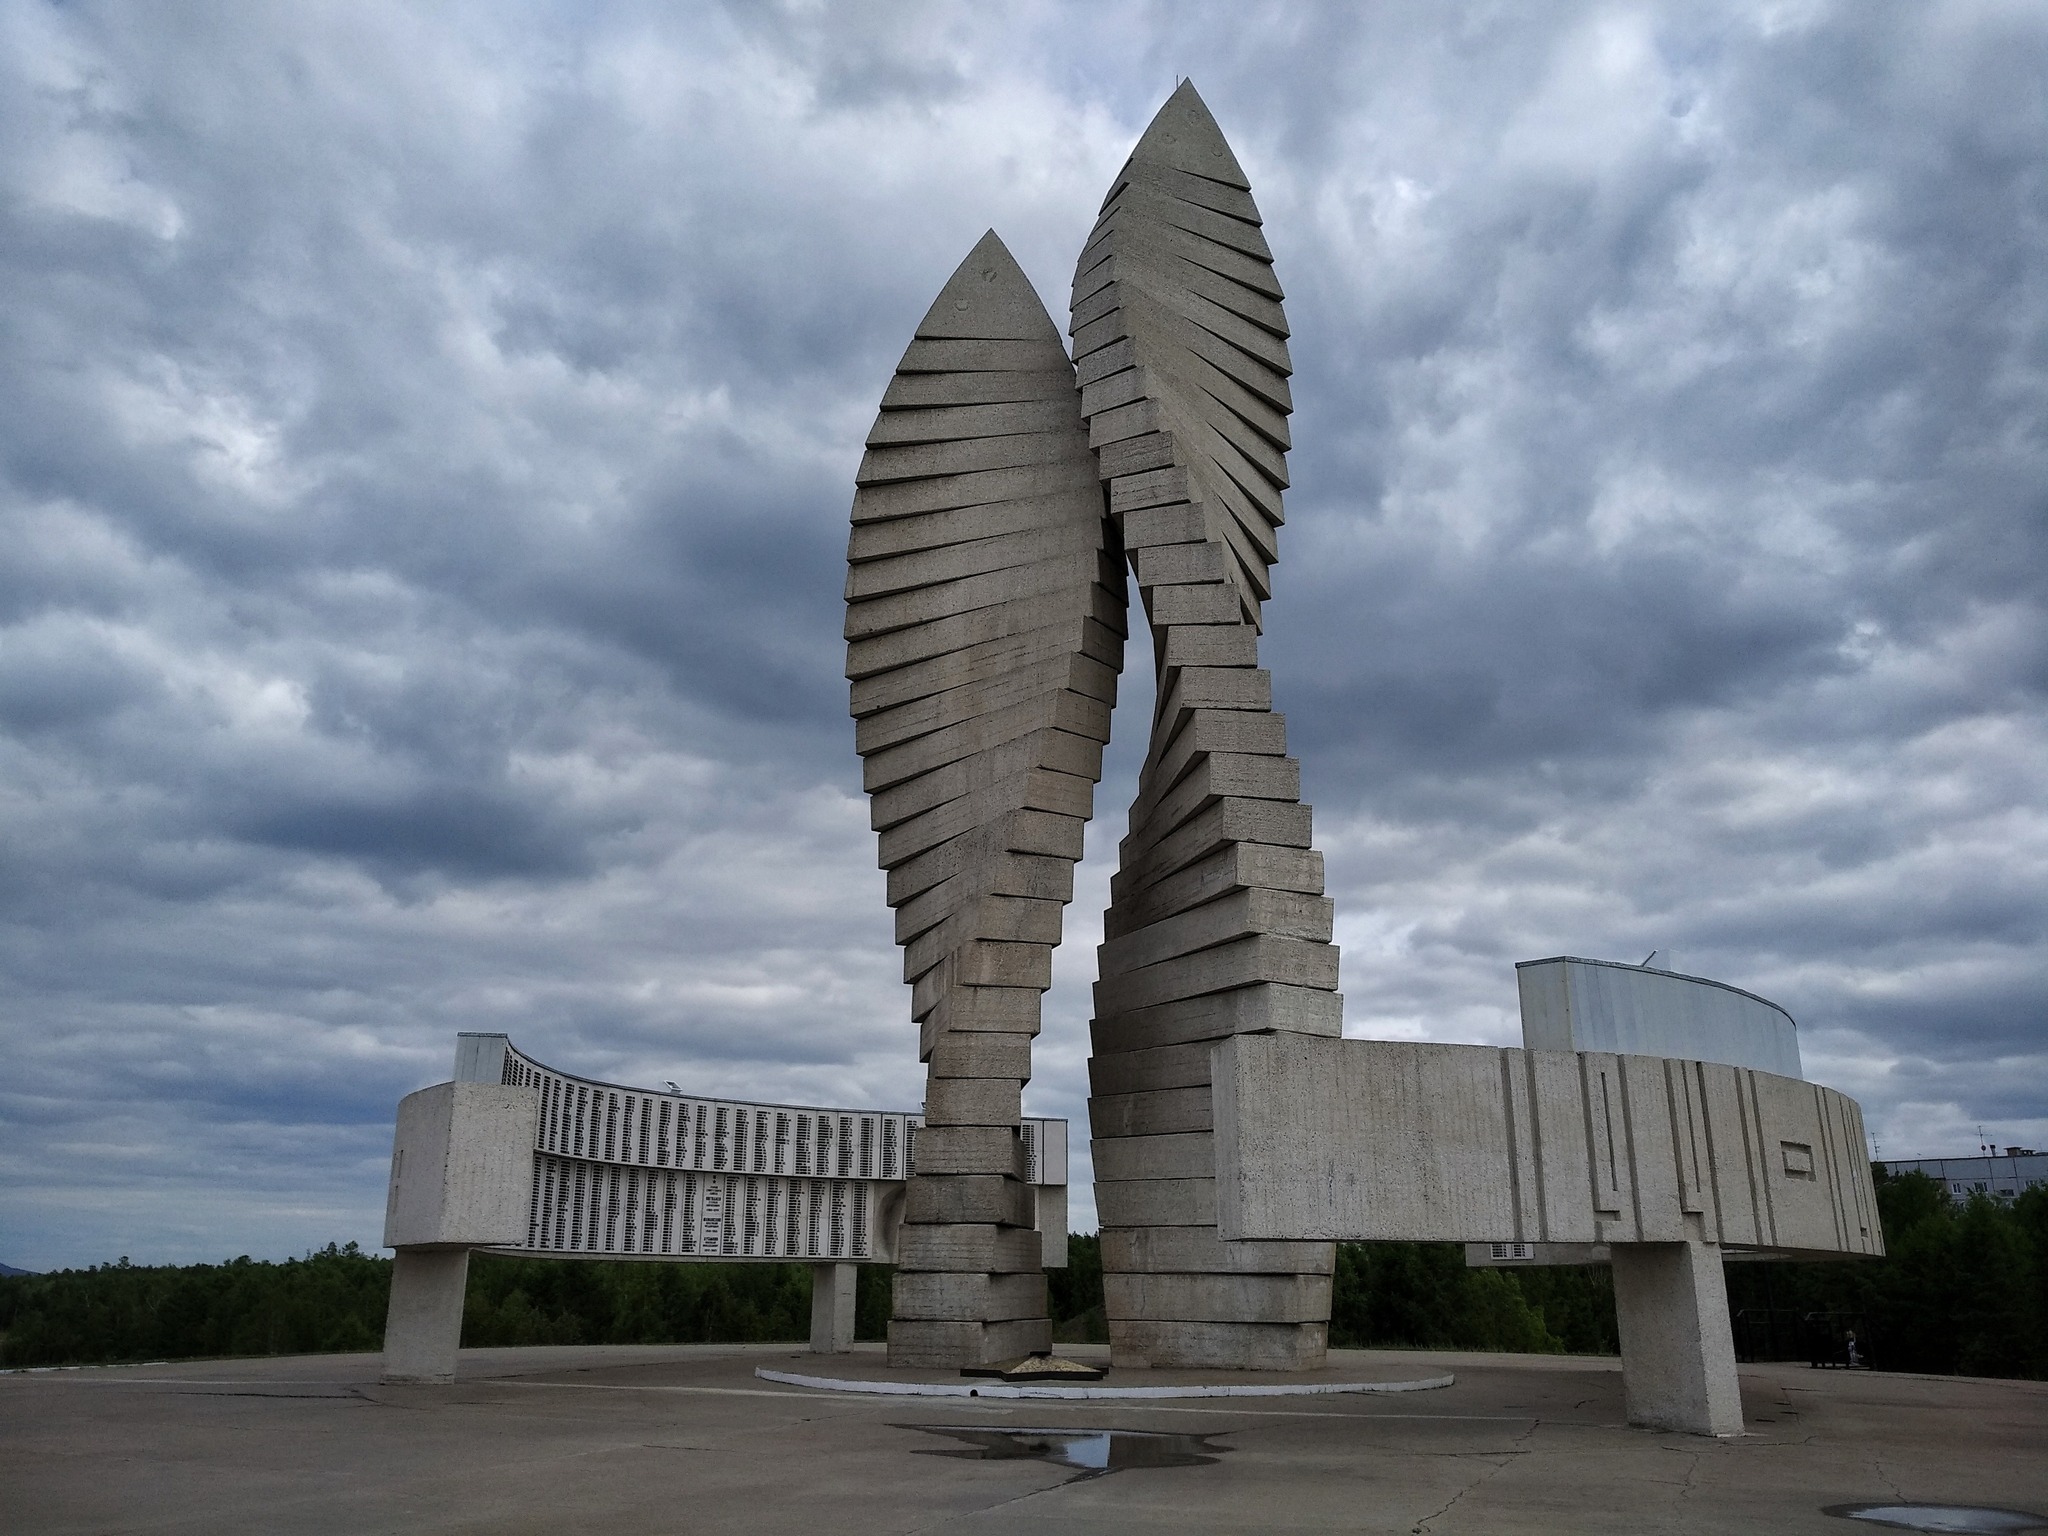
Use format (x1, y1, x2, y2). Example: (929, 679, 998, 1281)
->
(4, 1172, 2042, 1377)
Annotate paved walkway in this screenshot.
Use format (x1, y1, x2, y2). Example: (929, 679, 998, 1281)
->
(5, 1343, 2044, 1533)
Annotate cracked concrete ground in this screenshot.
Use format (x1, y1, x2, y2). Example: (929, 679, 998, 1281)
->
(4, 1343, 2043, 1534)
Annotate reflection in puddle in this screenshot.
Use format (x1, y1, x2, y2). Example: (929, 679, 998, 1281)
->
(1828, 1505, 2048, 1534)
(910, 1425, 1221, 1476)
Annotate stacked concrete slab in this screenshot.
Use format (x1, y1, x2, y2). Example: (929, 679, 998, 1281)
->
(1068, 83, 1340, 1370)
(847, 231, 1124, 1367)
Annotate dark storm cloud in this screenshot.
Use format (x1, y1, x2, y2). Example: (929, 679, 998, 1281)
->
(0, 0, 2041, 1267)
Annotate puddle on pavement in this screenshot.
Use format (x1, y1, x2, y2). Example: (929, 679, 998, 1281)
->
(908, 1425, 1222, 1476)
(1827, 1506, 2048, 1534)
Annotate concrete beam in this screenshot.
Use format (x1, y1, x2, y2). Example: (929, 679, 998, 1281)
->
(382, 1083, 538, 1250)
(1209, 1032, 1883, 1432)
(1210, 1033, 1884, 1258)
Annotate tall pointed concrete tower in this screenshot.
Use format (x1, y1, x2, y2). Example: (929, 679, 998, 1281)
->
(847, 232, 1125, 1367)
(1070, 83, 1341, 1370)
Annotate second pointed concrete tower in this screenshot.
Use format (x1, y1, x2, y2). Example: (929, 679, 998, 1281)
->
(1071, 83, 1341, 1370)
(849, 232, 1126, 1366)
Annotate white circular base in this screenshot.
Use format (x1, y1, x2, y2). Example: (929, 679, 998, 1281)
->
(755, 1367, 1456, 1400)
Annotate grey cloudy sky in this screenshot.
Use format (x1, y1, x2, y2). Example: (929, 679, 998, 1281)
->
(2, 1, 2042, 1270)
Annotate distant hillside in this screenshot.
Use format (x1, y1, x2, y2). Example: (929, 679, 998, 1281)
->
(0, 1263, 32, 1277)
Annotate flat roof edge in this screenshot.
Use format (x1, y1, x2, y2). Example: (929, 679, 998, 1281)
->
(490, 1035, 1065, 1127)
(1514, 956, 1797, 1028)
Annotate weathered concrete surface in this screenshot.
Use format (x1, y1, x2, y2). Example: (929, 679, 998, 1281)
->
(380, 1082, 537, 1381)
(380, 1248, 471, 1384)
(810, 1262, 858, 1354)
(851, 230, 1118, 1368)
(1075, 77, 1339, 1375)
(6, 1345, 2043, 1534)
(1213, 1033, 1882, 1436)
(1213, 1034, 1882, 1258)
(383, 1082, 539, 1250)
(1611, 1241, 1744, 1436)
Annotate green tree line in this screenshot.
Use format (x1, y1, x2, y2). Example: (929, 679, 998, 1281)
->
(5, 1172, 2041, 1375)
(1723, 1169, 2048, 1377)
(0, 1244, 389, 1364)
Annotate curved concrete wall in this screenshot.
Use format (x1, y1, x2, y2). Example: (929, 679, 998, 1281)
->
(419, 1032, 1068, 1266)
(1517, 957, 1802, 1080)
(1213, 1034, 1882, 1260)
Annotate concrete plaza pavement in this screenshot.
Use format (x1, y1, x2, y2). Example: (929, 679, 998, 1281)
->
(4, 1342, 2044, 1533)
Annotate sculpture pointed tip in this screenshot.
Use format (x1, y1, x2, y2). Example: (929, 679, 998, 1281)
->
(966, 227, 1015, 265)
(1129, 79, 1251, 190)
(914, 229, 1062, 344)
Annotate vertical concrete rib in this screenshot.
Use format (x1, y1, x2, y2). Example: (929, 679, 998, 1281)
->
(1072, 83, 1339, 1370)
(849, 230, 1125, 1367)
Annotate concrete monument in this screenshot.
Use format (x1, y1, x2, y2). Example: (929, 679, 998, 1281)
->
(845, 78, 1883, 1430)
(850, 87, 1340, 1371)
(379, 80, 1883, 1436)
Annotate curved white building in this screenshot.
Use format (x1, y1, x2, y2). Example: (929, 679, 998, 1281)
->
(470, 1032, 1064, 1264)
(1515, 956, 1803, 1079)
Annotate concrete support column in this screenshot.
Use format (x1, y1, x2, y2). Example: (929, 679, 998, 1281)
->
(810, 1262, 858, 1354)
(381, 1247, 471, 1384)
(890, 1027, 1052, 1367)
(1611, 1240, 1744, 1436)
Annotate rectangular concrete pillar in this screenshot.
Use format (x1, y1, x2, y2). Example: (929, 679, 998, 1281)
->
(381, 1247, 471, 1383)
(810, 1262, 857, 1354)
(1611, 1240, 1744, 1436)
